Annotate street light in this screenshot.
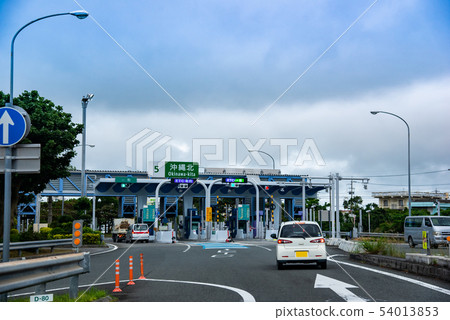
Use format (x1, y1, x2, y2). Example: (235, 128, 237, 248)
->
(370, 110, 411, 216)
(1, 9, 89, 266)
(248, 149, 276, 169)
(81, 94, 94, 198)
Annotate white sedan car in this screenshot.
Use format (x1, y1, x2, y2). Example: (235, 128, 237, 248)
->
(125, 224, 150, 243)
(271, 221, 327, 269)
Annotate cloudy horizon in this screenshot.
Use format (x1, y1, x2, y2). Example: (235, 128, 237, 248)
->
(1, 0, 449, 205)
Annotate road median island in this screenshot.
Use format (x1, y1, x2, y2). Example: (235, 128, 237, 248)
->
(349, 253, 450, 282)
(327, 238, 450, 282)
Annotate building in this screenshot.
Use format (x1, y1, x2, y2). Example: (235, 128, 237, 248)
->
(372, 191, 450, 214)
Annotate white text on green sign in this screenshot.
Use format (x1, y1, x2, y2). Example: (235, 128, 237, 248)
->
(115, 176, 137, 183)
(165, 161, 199, 178)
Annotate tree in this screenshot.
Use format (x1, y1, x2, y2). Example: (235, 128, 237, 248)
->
(96, 197, 119, 233)
(305, 198, 319, 220)
(343, 196, 363, 213)
(0, 90, 82, 238)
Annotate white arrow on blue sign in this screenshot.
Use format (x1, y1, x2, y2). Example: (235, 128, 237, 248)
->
(0, 107, 28, 146)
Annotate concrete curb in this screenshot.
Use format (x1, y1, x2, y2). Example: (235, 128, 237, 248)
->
(350, 253, 450, 283)
(326, 238, 364, 253)
(327, 237, 450, 282)
(406, 253, 450, 268)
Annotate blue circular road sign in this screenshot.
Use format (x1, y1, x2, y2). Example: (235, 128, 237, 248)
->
(0, 107, 28, 146)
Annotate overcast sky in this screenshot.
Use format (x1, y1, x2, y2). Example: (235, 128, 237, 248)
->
(1, 0, 449, 204)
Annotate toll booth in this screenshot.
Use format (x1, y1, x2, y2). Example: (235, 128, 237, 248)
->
(185, 208, 201, 239)
(17, 193, 37, 232)
(120, 196, 136, 218)
(162, 196, 178, 230)
(227, 208, 249, 238)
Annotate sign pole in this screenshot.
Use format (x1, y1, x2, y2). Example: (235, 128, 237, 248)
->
(2, 147, 12, 262)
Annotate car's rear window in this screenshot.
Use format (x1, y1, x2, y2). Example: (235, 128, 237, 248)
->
(134, 225, 148, 231)
(280, 224, 322, 238)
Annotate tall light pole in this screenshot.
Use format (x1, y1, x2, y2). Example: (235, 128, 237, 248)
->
(1, 10, 88, 265)
(248, 149, 276, 169)
(81, 94, 94, 198)
(371, 110, 411, 216)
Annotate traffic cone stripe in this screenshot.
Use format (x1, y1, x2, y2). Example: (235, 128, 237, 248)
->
(139, 253, 146, 279)
(112, 259, 122, 292)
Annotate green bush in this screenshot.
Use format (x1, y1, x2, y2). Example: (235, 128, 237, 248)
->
(83, 226, 94, 234)
(19, 230, 49, 241)
(10, 229, 20, 242)
(60, 222, 73, 234)
(83, 233, 100, 245)
(360, 237, 389, 254)
(52, 234, 72, 239)
(50, 227, 65, 236)
(39, 227, 52, 240)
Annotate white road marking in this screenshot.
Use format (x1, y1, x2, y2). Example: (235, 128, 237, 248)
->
(240, 242, 272, 251)
(314, 274, 368, 302)
(142, 278, 255, 302)
(329, 257, 450, 296)
(9, 278, 255, 302)
(212, 249, 235, 258)
(174, 242, 191, 253)
(90, 243, 118, 256)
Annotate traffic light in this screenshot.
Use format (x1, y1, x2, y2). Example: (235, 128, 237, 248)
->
(72, 220, 83, 250)
(121, 183, 131, 188)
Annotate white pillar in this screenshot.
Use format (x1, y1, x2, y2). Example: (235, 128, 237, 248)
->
(330, 175, 335, 238)
(247, 178, 260, 239)
(335, 173, 340, 238)
(302, 178, 306, 221)
(155, 179, 170, 230)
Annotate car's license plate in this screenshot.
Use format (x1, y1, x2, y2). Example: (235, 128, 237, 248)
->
(296, 251, 308, 258)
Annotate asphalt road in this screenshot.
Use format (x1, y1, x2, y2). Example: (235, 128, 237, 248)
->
(8, 239, 450, 302)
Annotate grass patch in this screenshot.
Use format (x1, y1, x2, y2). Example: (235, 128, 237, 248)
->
(10, 288, 113, 302)
(359, 237, 405, 258)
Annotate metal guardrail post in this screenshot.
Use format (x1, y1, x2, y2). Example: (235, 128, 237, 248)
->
(70, 275, 79, 299)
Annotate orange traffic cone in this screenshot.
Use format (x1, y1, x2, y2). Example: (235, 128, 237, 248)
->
(113, 259, 122, 292)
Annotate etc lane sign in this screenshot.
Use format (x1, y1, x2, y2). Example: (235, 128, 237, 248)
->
(0, 107, 28, 146)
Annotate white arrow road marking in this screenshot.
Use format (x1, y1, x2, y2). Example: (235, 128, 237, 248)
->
(0, 110, 14, 144)
(212, 249, 235, 258)
(314, 274, 368, 302)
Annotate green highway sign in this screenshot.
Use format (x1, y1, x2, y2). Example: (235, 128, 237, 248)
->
(165, 161, 199, 178)
(115, 176, 137, 184)
(143, 204, 156, 222)
(238, 204, 250, 221)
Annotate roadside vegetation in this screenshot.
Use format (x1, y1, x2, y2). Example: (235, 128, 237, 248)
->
(10, 288, 113, 302)
(357, 237, 406, 258)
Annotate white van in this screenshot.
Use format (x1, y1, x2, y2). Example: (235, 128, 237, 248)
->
(404, 216, 450, 248)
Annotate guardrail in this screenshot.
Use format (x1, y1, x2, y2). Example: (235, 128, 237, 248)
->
(0, 252, 90, 302)
(0, 239, 72, 257)
(322, 231, 351, 238)
(359, 232, 404, 239)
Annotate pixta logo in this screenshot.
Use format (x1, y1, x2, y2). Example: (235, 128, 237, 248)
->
(126, 128, 172, 175)
(192, 138, 325, 167)
(126, 129, 325, 175)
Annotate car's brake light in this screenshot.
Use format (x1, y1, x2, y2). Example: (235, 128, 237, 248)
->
(310, 238, 325, 243)
(278, 239, 293, 244)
